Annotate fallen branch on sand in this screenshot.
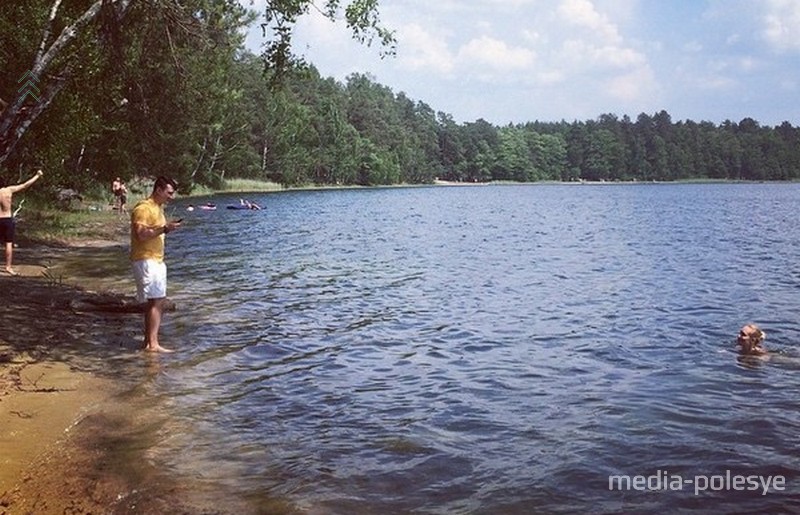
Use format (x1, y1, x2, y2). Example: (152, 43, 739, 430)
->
(68, 295, 176, 314)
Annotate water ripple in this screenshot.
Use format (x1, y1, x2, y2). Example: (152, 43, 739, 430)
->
(134, 184, 800, 513)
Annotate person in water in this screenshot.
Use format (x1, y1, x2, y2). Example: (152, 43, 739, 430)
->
(239, 198, 261, 210)
(130, 176, 182, 352)
(737, 324, 767, 356)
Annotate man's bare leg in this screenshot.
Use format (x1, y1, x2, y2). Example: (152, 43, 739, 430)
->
(143, 298, 173, 352)
(3, 242, 17, 275)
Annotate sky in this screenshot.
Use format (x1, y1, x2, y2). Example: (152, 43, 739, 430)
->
(240, 0, 800, 127)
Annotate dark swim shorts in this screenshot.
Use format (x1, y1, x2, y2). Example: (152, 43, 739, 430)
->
(0, 217, 15, 244)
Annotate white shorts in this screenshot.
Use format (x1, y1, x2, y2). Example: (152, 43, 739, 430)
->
(132, 259, 167, 302)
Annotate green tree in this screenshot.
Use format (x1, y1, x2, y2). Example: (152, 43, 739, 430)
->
(533, 132, 567, 181)
(0, 0, 395, 190)
(462, 119, 498, 182)
(496, 126, 532, 181)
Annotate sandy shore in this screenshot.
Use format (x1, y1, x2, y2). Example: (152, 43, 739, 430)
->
(0, 239, 150, 512)
(0, 235, 256, 514)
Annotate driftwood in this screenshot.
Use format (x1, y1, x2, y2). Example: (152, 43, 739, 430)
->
(68, 295, 176, 313)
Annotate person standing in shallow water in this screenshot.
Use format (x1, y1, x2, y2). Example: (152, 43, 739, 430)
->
(0, 169, 44, 276)
(130, 176, 182, 352)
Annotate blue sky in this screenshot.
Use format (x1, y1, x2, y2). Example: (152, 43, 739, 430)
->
(241, 0, 800, 127)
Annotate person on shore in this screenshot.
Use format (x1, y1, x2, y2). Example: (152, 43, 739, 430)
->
(118, 181, 128, 213)
(130, 176, 182, 352)
(737, 323, 767, 356)
(112, 177, 127, 214)
(0, 169, 44, 276)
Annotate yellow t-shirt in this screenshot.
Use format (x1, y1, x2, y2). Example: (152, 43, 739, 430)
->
(130, 197, 166, 262)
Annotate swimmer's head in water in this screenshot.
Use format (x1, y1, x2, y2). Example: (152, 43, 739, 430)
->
(738, 324, 767, 355)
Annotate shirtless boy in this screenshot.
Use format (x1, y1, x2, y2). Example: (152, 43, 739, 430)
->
(0, 169, 44, 275)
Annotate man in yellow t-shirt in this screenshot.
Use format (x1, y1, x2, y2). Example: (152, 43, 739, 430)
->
(130, 176, 182, 352)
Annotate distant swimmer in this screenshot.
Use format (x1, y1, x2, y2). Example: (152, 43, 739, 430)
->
(229, 199, 261, 210)
(737, 323, 767, 356)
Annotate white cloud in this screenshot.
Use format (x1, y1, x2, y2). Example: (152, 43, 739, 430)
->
(560, 39, 644, 69)
(522, 29, 544, 45)
(238, 0, 800, 126)
(396, 23, 455, 73)
(558, 0, 622, 45)
(537, 70, 566, 84)
(606, 65, 657, 102)
(762, 0, 800, 51)
(594, 45, 645, 67)
(457, 36, 536, 72)
(299, 9, 345, 46)
(551, 0, 647, 95)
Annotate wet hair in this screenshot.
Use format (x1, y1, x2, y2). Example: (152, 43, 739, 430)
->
(739, 326, 765, 343)
(737, 324, 766, 354)
(152, 176, 178, 194)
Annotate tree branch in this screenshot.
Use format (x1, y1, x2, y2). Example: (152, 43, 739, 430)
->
(0, 73, 69, 162)
(35, 0, 65, 66)
(0, 0, 134, 165)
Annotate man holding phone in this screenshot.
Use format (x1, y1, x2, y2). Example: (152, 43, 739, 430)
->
(130, 176, 182, 352)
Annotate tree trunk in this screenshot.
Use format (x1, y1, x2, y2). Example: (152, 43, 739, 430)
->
(0, 0, 133, 166)
(207, 133, 222, 177)
(191, 137, 208, 181)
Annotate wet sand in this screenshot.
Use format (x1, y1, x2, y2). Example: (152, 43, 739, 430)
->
(0, 227, 309, 514)
(0, 240, 156, 513)
(0, 240, 276, 514)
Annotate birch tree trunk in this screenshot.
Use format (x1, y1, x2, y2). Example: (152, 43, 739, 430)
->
(0, 0, 133, 166)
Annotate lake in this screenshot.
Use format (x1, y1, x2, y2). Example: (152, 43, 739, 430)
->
(111, 183, 800, 513)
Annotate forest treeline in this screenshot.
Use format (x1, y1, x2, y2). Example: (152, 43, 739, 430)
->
(2, 1, 799, 200)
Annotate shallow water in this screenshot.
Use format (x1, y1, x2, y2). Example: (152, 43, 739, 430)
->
(115, 184, 800, 513)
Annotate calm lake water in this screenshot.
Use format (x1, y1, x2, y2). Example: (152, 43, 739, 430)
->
(112, 184, 800, 513)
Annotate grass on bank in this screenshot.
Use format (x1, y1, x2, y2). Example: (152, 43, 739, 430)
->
(18, 208, 129, 246)
(217, 178, 284, 193)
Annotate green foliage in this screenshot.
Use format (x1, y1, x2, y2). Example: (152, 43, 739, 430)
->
(3, 1, 800, 207)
